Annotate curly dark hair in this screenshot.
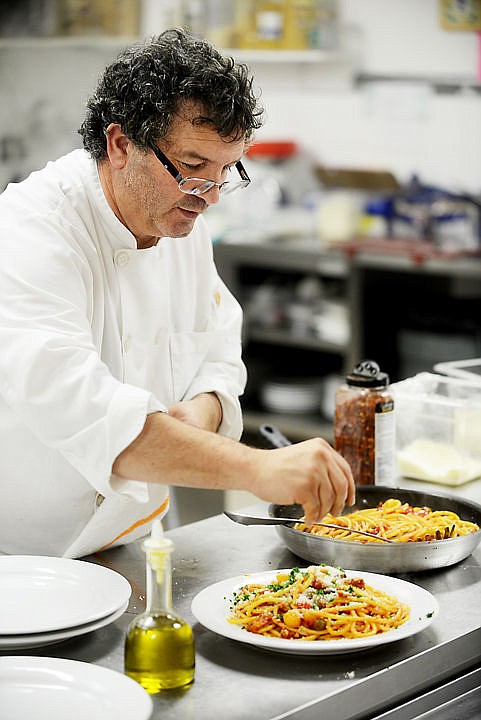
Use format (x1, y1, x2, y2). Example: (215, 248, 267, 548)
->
(79, 27, 264, 159)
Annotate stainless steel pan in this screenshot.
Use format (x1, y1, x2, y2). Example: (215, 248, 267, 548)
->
(260, 424, 481, 573)
(269, 487, 481, 573)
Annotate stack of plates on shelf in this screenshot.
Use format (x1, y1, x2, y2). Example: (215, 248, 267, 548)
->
(260, 378, 322, 415)
(0, 555, 131, 649)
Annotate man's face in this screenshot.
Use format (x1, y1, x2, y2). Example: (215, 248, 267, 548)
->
(111, 108, 246, 248)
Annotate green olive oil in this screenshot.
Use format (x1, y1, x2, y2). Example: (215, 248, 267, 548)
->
(124, 521, 195, 693)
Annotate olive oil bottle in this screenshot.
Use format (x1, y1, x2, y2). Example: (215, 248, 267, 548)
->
(124, 520, 195, 693)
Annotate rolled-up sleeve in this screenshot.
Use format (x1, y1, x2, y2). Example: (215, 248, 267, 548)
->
(168, 219, 247, 440)
(182, 277, 246, 440)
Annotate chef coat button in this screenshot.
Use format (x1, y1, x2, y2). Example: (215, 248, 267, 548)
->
(115, 250, 130, 267)
(123, 335, 132, 353)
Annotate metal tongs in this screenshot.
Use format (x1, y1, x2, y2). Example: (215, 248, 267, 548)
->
(224, 510, 394, 543)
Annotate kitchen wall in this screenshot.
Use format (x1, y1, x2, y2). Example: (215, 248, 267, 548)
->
(0, 0, 479, 195)
(253, 0, 481, 194)
(0, 43, 115, 189)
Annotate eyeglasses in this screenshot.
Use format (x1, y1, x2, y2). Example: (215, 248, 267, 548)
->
(151, 145, 250, 196)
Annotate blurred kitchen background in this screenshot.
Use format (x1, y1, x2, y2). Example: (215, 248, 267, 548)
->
(1, 0, 481, 522)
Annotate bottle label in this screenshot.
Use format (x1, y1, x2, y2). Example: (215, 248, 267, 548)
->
(374, 400, 395, 486)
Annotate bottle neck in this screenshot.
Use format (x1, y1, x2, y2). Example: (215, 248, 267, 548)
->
(145, 552, 172, 614)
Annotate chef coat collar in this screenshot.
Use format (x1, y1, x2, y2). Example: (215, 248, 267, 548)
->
(82, 150, 139, 252)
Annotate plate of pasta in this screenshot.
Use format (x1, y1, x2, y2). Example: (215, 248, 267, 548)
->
(191, 563, 438, 655)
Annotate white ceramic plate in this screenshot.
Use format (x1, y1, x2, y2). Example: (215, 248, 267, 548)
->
(0, 656, 152, 720)
(0, 599, 129, 650)
(0, 556, 131, 634)
(191, 567, 439, 655)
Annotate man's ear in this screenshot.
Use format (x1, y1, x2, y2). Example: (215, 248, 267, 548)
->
(105, 123, 129, 168)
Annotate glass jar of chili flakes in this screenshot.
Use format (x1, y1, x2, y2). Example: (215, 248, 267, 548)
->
(334, 360, 395, 486)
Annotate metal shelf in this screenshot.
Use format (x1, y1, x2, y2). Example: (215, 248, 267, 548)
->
(214, 239, 348, 277)
(242, 409, 333, 444)
(248, 326, 346, 353)
(0, 35, 138, 49)
(223, 48, 350, 64)
(0, 41, 351, 67)
(355, 71, 481, 96)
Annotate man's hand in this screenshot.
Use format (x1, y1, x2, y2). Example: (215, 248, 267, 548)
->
(250, 438, 356, 525)
(167, 392, 223, 433)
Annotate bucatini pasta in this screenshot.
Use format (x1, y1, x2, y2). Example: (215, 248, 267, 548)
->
(295, 498, 479, 543)
(228, 564, 410, 641)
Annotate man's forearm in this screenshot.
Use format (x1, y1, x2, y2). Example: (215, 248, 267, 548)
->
(112, 410, 253, 490)
(112, 408, 356, 526)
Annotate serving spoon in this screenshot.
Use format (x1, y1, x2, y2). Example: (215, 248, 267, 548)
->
(224, 510, 395, 543)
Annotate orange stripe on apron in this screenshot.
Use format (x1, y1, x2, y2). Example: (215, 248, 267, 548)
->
(97, 494, 170, 552)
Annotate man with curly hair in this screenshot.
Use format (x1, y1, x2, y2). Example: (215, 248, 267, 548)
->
(0, 29, 354, 557)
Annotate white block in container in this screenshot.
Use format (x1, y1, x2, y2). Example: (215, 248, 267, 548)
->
(392, 372, 481, 486)
(397, 438, 481, 486)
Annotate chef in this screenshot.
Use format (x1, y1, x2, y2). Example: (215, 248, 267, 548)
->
(0, 29, 354, 558)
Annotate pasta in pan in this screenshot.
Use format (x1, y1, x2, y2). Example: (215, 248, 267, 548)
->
(295, 498, 479, 543)
(228, 564, 410, 641)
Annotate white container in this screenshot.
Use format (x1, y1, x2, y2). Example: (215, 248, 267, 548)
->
(260, 378, 322, 415)
(392, 372, 481, 486)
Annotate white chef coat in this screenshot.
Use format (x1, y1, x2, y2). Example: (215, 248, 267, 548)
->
(0, 149, 246, 558)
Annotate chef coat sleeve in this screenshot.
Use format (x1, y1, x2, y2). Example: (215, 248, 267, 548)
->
(182, 272, 247, 440)
(0, 218, 166, 500)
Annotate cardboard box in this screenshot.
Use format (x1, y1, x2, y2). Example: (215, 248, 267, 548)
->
(54, 0, 140, 37)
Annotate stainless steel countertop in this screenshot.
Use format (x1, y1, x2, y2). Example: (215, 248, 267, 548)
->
(5, 478, 481, 720)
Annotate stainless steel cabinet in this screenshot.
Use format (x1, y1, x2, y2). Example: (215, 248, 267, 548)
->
(214, 239, 354, 443)
(214, 240, 481, 445)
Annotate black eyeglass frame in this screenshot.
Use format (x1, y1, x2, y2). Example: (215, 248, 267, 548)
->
(150, 145, 250, 196)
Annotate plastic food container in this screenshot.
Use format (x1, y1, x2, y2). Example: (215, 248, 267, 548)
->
(392, 372, 481, 486)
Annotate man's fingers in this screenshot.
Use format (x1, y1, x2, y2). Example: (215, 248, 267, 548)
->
(303, 448, 354, 524)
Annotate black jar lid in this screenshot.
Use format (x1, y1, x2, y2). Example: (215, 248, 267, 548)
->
(346, 360, 389, 387)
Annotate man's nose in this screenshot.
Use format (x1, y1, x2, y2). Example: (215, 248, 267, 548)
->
(202, 185, 221, 206)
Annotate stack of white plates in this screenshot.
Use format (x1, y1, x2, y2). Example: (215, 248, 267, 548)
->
(260, 378, 322, 415)
(0, 656, 152, 720)
(0, 555, 132, 649)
